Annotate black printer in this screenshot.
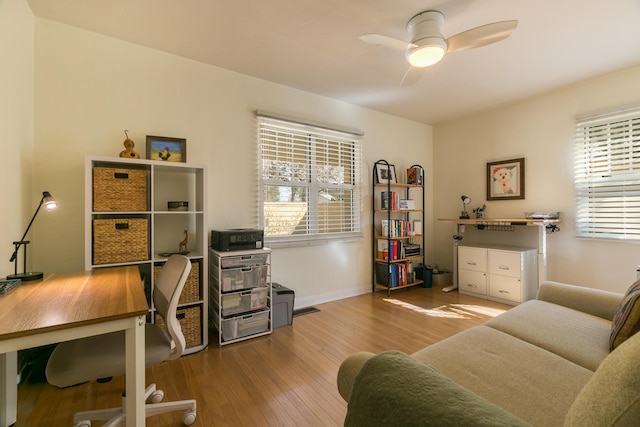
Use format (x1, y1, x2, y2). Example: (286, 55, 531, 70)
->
(210, 229, 264, 251)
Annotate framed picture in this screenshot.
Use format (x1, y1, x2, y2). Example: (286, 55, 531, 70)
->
(146, 135, 186, 163)
(375, 163, 397, 184)
(487, 158, 525, 200)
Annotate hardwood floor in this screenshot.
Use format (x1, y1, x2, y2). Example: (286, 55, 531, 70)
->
(15, 284, 511, 426)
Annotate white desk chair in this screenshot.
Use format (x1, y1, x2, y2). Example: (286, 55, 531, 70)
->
(46, 255, 197, 426)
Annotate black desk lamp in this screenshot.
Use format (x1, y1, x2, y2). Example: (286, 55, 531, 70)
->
(7, 191, 57, 282)
(460, 195, 471, 219)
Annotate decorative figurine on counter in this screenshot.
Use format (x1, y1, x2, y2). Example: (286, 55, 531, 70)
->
(178, 229, 188, 252)
(474, 204, 487, 219)
(119, 130, 140, 159)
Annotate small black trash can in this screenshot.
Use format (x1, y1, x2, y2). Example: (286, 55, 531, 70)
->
(416, 265, 433, 288)
(272, 283, 295, 328)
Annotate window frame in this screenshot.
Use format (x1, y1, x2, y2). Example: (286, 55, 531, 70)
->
(574, 106, 640, 241)
(257, 112, 363, 247)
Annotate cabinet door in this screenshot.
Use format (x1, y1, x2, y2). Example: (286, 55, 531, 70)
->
(458, 247, 487, 272)
(489, 250, 522, 279)
(489, 274, 522, 304)
(458, 269, 487, 296)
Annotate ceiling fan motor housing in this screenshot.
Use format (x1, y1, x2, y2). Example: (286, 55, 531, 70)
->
(407, 10, 445, 45)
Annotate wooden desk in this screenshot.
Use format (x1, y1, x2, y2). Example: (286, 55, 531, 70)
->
(0, 266, 148, 426)
(438, 218, 560, 292)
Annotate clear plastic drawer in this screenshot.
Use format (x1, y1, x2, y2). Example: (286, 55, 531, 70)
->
(221, 311, 269, 341)
(221, 287, 268, 317)
(220, 253, 269, 269)
(220, 264, 268, 292)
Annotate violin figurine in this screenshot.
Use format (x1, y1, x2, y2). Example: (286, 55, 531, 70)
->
(119, 130, 140, 159)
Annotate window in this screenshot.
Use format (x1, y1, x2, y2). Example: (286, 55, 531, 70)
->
(257, 112, 363, 246)
(575, 106, 640, 240)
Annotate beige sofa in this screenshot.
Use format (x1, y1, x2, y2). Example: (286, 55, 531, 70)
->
(337, 281, 640, 426)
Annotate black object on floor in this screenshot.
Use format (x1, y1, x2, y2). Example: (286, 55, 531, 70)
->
(293, 306, 319, 317)
(273, 282, 295, 328)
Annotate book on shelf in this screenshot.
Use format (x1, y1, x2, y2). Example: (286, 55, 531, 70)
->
(376, 238, 402, 260)
(392, 240, 398, 260)
(380, 191, 400, 210)
(375, 261, 410, 288)
(381, 191, 390, 210)
(406, 167, 423, 185)
(392, 240, 403, 260)
(381, 219, 411, 238)
(381, 220, 389, 237)
(413, 220, 422, 235)
(377, 239, 389, 260)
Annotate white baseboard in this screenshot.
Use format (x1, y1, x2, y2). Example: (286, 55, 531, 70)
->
(293, 286, 370, 310)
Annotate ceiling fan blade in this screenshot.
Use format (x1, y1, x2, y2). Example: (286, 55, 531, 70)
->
(446, 20, 518, 53)
(359, 33, 413, 52)
(401, 66, 426, 87)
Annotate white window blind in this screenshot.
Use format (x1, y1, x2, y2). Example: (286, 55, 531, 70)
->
(257, 113, 363, 245)
(575, 106, 640, 240)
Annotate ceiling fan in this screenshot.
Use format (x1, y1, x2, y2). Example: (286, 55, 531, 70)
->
(360, 10, 518, 86)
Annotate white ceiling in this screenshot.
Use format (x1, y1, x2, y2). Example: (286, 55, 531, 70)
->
(27, 0, 640, 125)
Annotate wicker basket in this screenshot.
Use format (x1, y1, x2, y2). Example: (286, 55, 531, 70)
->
(153, 260, 200, 304)
(93, 167, 148, 212)
(93, 218, 149, 264)
(156, 305, 202, 348)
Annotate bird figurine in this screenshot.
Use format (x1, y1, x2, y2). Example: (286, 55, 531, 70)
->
(158, 146, 171, 161)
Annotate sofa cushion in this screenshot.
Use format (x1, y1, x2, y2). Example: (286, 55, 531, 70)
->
(345, 350, 531, 427)
(565, 331, 640, 426)
(485, 299, 611, 371)
(609, 280, 640, 351)
(412, 325, 593, 427)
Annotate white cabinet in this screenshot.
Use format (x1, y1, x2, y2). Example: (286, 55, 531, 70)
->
(458, 245, 537, 305)
(85, 155, 208, 354)
(209, 248, 272, 346)
(457, 246, 488, 297)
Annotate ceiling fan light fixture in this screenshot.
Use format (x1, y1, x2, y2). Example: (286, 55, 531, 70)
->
(361, 9, 517, 86)
(406, 38, 447, 67)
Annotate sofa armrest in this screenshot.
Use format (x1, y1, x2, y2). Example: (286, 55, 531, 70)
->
(343, 350, 531, 426)
(537, 281, 623, 321)
(337, 351, 375, 402)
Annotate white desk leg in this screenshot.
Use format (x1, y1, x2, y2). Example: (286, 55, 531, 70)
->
(443, 223, 463, 293)
(0, 351, 18, 427)
(125, 316, 146, 427)
(535, 223, 548, 285)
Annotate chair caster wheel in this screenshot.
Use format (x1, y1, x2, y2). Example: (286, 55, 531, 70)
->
(183, 409, 196, 425)
(74, 421, 91, 427)
(150, 389, 164, 403)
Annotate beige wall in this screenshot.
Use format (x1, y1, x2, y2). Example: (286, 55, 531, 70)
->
(1, 0, 34, 278)
(433, 65, 640, 293)
(31, 18, 433, 307)
(22, 5, 640, 299)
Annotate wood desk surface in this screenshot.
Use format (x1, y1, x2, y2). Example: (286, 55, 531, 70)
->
(438, 217, 560, 224)
(0, 266, 148, 341)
